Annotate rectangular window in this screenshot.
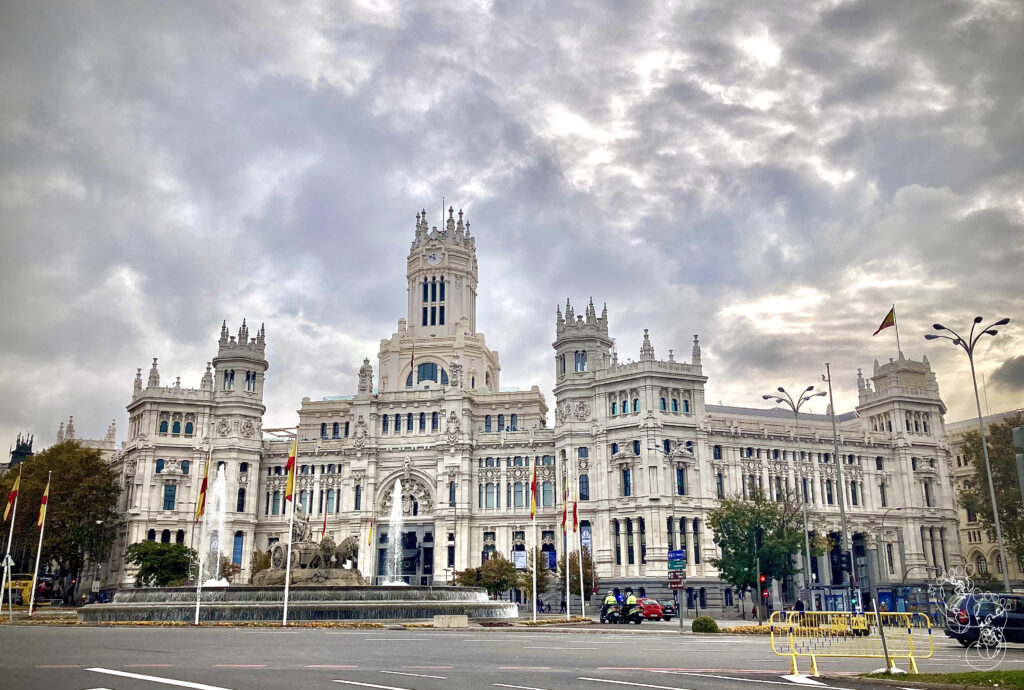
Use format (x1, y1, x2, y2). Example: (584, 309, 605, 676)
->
(439, 306, 444, 325)
(447, 545, 455, 568)
(449, 481, 456, 507)
(676, 467, 686, 496)
(485, 415, 492, 432)
(510, 413, 517, 431)
(663, 439, 671, 454)
(382, 415, 389, 433)
(886, 543, 895, 574)
(163, 484, 176, 511)
(430, 306, 436, 325)
(354, 485, 362, 511)
(826, 480, 834, 505)
(717, 473, 725, 499)
(633, 440, 640, 455)
(622, 468, 632, 497)
(713, 445, 722, 460)
(498, 414, 505, 430)
(614, 522, 622, 565)
(578, 447, 589, 458)
(232, 533, 243, 566)
(880, 483, 888, 507)
(422, 307, 428, 326)
(626, 521, 635, 565)
(272, 491, 281, 515)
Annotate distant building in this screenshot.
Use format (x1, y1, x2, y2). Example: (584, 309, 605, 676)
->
(103, 208, 962, 612)
(5, 432, 34, 470)
(949, 408, 1024, 587)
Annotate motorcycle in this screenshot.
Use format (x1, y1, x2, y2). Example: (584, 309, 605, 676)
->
(620, 604, 644, 625)
(600, 604, 623, 624)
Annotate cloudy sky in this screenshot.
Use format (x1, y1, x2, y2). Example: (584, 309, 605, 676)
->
(2, 0, 1022, 449)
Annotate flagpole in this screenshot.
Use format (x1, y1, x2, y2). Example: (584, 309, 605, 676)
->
(563, 466, 570, 623)
(3, 467, 22, 623)
(193, 450, 210, 626)
(574, 457, 585, 620)
(531, 457, 537, 623)
(892, 304, 902, 357)
(29, 471, 51, 617)
(283, 426, 298, 626)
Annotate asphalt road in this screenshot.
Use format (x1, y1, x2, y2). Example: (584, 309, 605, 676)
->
(1, 624, 1022, 690)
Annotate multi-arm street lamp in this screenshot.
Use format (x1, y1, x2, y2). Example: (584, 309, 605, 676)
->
(925, 315, 1012, 593)
(762, 385, 827, 611)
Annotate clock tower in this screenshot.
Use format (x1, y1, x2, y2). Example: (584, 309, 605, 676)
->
(406, 207, 478, 337)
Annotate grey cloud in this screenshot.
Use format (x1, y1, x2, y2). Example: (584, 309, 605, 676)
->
(991, 356, 1024, 392)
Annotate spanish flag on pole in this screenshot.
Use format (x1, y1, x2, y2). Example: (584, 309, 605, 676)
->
(37, 474, 50, 528)
(194, 453, 210, 523)
(572, 487, 579, 533)
(3, 466, 20, 523)
(561, 479, 568, 530)
(285, 438, 297, 502)
(873, 306, 896, 336)
(530, 459, 538, 520)
(367, 515, 374, 546)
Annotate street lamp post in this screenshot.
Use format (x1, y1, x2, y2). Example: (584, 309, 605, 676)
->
(925, 316, 1012, 593)
(762, 385, 827, 612)
(823, 364, 855, 607)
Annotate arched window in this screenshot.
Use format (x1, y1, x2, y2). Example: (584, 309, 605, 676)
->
(439, 276, 445, 301)
(274, 465, 282, 475)
(240, 462, 248, 473)
(328, 463, 335, 473)
(172, 420, 181, 434)
(181, 460, 190, 475)
(419, 412, 426, 431)
(432, 412, 439, 430)
(159, 420, 168, 434)
(498, 414, 505, 430)
(232, 531, 244, 566)
(422, 277, 429, 301)
(633, 440, 641, 455)
(184, 422, 194, 435)
(406, 413, 413, 431)
(431, 276, 437, 301)
(632, 398, 639, 413)
(382, 415, 389, 433)
(976, 555, 989, 574)
(155, 458, 165, 474)
(147, 529, 156, 541)
(611, 402, 617, 416)
(579, 474, 590, 501)
(716, 473, 725, 498)
(161, 529, 171, 543)
(354, 485, 362, 510)
(237, 488, 246, 512)
(660, 398, 666, 411)
(394, 414, 401, 432)
(485, 415, 492, 432)
(485, 372, 492, 388)
(478, 483, 483, 508)
(176, 529, 185, 544)
(332, 422, 339, 438)
(510, 414, 517, 430)
(299, 490, 310, 513)
(671, 399, 679, 412)
(621, 399, 628, 414)
(441, 368, 448, 384)
(320, 423, 327, 438)
(683, 400, 690, 413)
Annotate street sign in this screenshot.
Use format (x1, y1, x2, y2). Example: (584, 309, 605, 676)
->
(669, 581, 685, 590)
(1, 554, 13, 567)
(667, 550, 686, 560)
(668, 560, 686, 571)
(668, 570, 685, 581)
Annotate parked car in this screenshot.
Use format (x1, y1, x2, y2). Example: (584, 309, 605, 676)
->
(944, 593, 1024, 647)
(637, 598, 663, 620)
(658, 599, 677, 622)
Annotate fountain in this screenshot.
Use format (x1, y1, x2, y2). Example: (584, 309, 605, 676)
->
(79, 471, 518, 623)
(198, 465, 229, 587)
(382, 479, 407, 585)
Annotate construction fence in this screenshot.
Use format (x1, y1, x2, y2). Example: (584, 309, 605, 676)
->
(770, 610, 934, 676)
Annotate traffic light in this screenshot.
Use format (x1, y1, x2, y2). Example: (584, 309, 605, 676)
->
(1013, 426, 1024, 504)
(838, 552, 852, 573)
(759, 574, 768, 600)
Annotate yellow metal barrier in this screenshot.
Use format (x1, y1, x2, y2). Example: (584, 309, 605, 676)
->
(769, 610, 934, 676)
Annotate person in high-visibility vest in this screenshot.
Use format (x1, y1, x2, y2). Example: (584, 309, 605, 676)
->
(625, 589, 638, 618)
(602, 591, 617, 619)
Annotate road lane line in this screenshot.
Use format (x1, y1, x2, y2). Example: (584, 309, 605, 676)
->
(38, 665, 82, 668)
(214, 664, 266, 668)
(86, 668, 233, 690)
(308, 665, 359, 669)
(127, 665, 177, 668)
(780, 676, 830, 686)
(650, 671, 836, 687)
(332, 681, 412, 690)
(579, 678, 694, 690)
(500, 666, 551, 670)
(380, 670, 447, 679)
(524, 646, 598, 650)
(494, 684, 551, 690)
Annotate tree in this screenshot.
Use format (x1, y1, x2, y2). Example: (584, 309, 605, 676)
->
(125, 542, 197, 587)
(959, 413, 1024, 568)
(517, 547, 553, 601)
(453, 566, 482, 588)
(708, 488, 829, 596)
(479, 552, 517, 597)
(0, 441, 121, 601)
(250, 549, 271, 579)
(557, 546, 599, 599)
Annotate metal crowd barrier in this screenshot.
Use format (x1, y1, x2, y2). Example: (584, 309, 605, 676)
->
(769, 610, 934, 676)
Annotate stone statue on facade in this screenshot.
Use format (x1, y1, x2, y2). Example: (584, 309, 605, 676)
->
(358, 358, 373, 394)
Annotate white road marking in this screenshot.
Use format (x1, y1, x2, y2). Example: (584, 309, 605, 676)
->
(494, 684, 551, 690)
(333, 681, 412, 690)
(779, 675, 830, 686)
(578, 678, 694, 690)
(379, 670, 447, 679)
(86, 668, 233, 690)
(652, 670, 834, 687)
(524, 646, 598, 650)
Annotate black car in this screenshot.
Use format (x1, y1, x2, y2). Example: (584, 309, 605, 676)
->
(658, 599, 677, 622)
(944, 593, 1024, 647)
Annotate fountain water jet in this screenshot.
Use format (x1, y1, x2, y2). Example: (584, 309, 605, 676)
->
(199, 465, 229, 587)
(382, 479, 407, 586)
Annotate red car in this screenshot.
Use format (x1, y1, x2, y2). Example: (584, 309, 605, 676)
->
(637, 598, 664, 620)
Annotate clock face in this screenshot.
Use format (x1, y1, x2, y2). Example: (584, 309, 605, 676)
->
(427, 252, 442, 265)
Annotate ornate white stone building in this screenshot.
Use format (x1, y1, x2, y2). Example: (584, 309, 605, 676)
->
(108, 208, 962, 611)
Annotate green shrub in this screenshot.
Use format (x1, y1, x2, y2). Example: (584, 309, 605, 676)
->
(691, 616, 719, 633)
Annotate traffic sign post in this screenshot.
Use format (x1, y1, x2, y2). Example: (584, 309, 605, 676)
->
(667, 550, 687, 630)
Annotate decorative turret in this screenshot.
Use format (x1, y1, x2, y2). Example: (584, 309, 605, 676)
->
(640, 329, 655, 360)
(692, 334, 701, 366)
(65, 415, 75, 440)
(405, 206, 479, 336)
(238, 319, 249, 344)
(201, 362, 213, 391)
(56, 421, 65, 443)
(219, 320, 229, 347)
(148, 358, 160, 388)
(105, 419, 116, 443)
(133, 368, 143, 395)
(553, 297, 614, 385)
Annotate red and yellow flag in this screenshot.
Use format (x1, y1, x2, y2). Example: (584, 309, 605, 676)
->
(285, 438, 297, 502)
(37, 474, 50, 528)
(572, 487, 579, 533)
(561, 480, 568, 529)
(873, 306, 896, 336)
(366, 515, 374, 546)
(3, 466, 21, 523)
(194, 453, 210, 523)
(530, 459, 538, 520)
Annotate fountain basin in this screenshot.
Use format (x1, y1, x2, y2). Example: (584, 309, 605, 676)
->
(78, 585, 518, 623)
